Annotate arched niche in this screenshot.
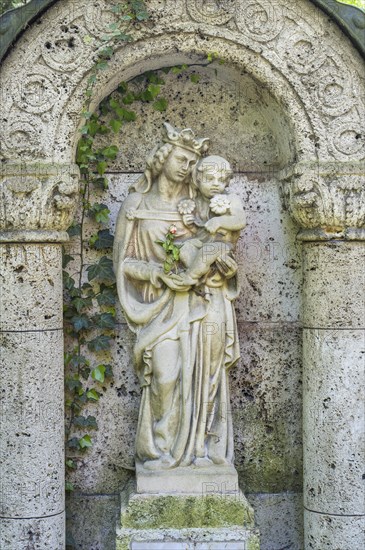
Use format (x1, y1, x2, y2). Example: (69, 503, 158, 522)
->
(0, 2, 364, 549)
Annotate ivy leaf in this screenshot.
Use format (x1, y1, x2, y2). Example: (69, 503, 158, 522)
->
(90, 229, 114, 250)
(66, 459, 76, 469)
(72, 296, 92, 314)
(171, 64, 188, 74)
(99, 46, 113, 59)
(88, 335, 111, 352)
(97, 161, 107, 175)
(147, 83, 160, 98)
(104, 364, 113, 378)
(110, 119, 122, 133)
(87, 257, 115, 282)
(109, 98, 119, 110)
(94, 313, 116, 330)
(90, 203, 110, 224)
(74, 415, 98, 429)
(130, 0, 149, 21)
(67, 224, 81, 237)
(153, 98, 168, 112)
(86, 389, 101, 401)
(163, 260, 172, 273)
(117, 82, 128, 94)
(190, 74, 200, 83)
(121, 108, 136, 121)
(96, 286, 116, 306)
(122, 92, 135, 105)
(101, 145, 119, 159)
(80, 366, 91, 380)
(62, 254, 74, 268)
(63, 271, 76, 291)
(96, 60, 108, 71)
(91, 365, 106, 383)
(79, 435, 93, 448)
(67, 438, 80, 450)
(71, 314, 91, 332)
(66, 377, 82, 392)
(66, 481, 75, 492)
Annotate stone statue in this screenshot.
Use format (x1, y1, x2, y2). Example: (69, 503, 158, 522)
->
(113, 123, 246, 484)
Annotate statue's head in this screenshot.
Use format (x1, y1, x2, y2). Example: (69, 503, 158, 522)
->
(194, 155, 233, 199)
(132, 123, 209, 193)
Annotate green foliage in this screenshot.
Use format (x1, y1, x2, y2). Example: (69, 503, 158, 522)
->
(63, 0, 208, 489)
(156, 225, 182, 274)
(339, 0, 365, 9)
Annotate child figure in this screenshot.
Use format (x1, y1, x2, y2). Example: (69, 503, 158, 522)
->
(175, 155, 246, 286)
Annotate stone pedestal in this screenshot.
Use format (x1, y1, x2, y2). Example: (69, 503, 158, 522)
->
(136, 462, 239, 495)
(116, 482, 259, 550)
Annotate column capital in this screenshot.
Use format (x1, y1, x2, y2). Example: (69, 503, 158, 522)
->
(0, 162, 80, 243)
(279, 161, 365, 241)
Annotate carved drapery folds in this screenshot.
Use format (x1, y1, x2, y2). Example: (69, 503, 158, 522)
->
(280, 162, 365, 240)
(0, 163, 79, 242)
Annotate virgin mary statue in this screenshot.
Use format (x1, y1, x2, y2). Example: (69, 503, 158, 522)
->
(113, 123, 241, 474)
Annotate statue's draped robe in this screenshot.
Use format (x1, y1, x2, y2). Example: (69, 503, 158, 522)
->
(114, 191, 240, 466)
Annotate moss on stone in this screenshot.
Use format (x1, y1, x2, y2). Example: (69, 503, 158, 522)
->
(247, 534, 261, 550)
(121, 493, 255, 530)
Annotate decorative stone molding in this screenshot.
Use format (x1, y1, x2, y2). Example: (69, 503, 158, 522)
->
(279, 162, 365, 240)
(0, 163, 80, 242)
(0, 0, 364, 166)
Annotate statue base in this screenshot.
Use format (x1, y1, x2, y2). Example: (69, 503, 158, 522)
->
(136, 461, 239, 494)
(116, 480, 260, 550)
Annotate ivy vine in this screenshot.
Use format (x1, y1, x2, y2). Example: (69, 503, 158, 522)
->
(63, 0, 219, 492)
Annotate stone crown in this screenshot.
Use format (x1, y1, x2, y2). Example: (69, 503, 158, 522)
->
(162, 122, 209, 156)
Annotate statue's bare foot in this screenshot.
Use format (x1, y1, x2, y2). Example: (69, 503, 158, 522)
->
(143, 454, 175, 470)
(194, 457, 213, 468)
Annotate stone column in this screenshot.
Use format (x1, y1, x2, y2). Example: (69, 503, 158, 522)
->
(281, 161, 365, 549)
(0, 162, 79, 549)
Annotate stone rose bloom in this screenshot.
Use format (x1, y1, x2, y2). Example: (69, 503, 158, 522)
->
(177, 198, 196, 215)
(209, 194, 231, 215)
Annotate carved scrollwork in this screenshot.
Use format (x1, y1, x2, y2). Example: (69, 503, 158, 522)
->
(11, 70, 58, 115)
(328, 120, 365, 162)
(235, 0, 284, 42)
(41, 25, 88, 72)
(281, 163, 365, 240)
(0, 163, 80, 242)
(279, 29, 326, 75)
(84, 3, 128, 39)
(186, 0, 235, 25)
(2, 116, 46, 159)
(314, 66, 355, 118)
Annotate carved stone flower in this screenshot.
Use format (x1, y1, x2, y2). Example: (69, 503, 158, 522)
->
(126, 208, 137, 220)
(177, 198, 196, 215)
(209, 194, 231, 215)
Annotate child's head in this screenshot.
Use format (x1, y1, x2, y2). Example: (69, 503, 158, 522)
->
(194, 156, 233, 199)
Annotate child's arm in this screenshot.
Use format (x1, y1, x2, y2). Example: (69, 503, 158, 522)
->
(205, 194, 246, 234)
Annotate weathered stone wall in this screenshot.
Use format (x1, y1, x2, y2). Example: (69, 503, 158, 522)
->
(0, 1, 364, 549)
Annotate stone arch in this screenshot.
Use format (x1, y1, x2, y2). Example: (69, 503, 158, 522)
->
(1, 0, 364, 168)
(0, 1, 364, 549)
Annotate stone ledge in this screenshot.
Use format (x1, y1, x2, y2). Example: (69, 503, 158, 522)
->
(116, 527, 260, 550)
